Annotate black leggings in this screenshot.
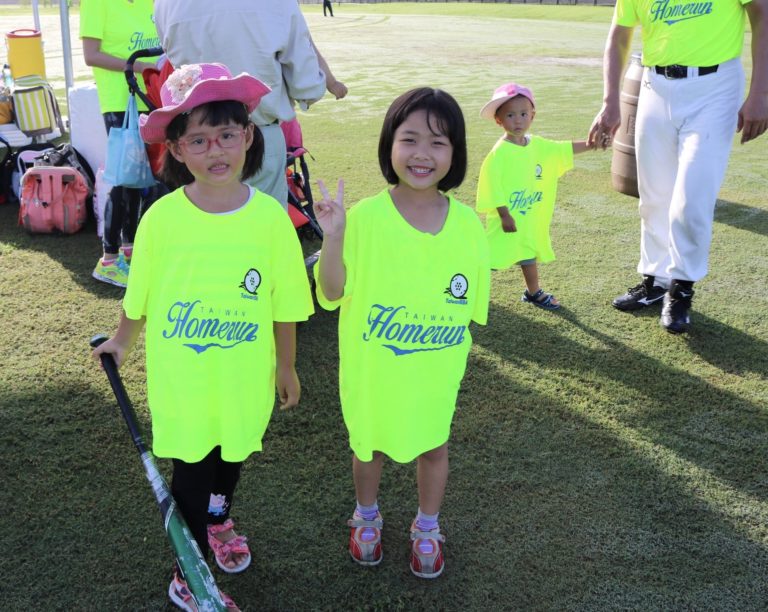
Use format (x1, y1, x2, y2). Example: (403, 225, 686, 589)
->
(102, 112, 143, 255)
(171, 446, 243, 560)
(323, 0, 333, 16)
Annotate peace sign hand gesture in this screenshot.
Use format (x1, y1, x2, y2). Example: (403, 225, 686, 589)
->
(315, 179, 346, 240)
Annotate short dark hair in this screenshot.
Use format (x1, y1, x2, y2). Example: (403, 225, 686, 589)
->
(159, 100, 264, 190)
(378, 87, 467, 192)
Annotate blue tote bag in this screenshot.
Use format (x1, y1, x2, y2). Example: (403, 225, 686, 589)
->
(103, 94, 155, 188)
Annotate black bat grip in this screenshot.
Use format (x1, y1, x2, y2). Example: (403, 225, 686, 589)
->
(90, 334, 149, 455)
(90, 336, 226, 611)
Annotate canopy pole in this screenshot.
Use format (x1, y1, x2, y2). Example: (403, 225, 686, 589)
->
(59, 0, 75, 117)
(32, 0, 41, 32)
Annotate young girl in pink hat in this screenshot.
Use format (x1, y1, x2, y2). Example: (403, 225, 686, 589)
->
(92, 63, 314, 610)
(476, 82, 600, 310)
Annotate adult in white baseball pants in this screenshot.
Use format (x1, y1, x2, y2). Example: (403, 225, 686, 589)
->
(589, 0, 768, 333)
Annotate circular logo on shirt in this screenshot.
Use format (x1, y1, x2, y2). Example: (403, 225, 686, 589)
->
(448, 273, 469, 299)
(240, 268, 261, 294)
(535, 164, 543, 180)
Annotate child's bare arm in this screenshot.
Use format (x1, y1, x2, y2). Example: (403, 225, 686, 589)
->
(497, 206, 517, 233)
(315, 179, 347, 301)
(573, 140, 599, 154)
(91, 312, 146, 368)
(274, 322, 300, 410)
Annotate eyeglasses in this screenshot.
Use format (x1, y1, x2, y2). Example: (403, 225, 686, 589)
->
(177, 128, 246, 154)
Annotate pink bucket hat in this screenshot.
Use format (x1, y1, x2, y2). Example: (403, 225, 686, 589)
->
(139, 63, 271, 144)
(479, 82, 536, 121)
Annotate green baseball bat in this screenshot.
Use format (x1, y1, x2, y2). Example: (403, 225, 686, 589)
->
(90, 334, 225, 611)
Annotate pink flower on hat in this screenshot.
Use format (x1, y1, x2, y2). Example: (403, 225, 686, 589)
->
(139, 62, 272, 144)
(165, 64, 204, 104)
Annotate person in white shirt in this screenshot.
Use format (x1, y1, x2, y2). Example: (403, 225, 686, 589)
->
(153, 0, 327, 207)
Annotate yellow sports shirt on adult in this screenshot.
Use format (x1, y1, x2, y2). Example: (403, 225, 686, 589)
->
(123, 188, 313, 463)
(79, 0, 160, 112)
(315, 190, 490, 463)
(615, 0, 749, 66)
(476, 136, 573, 270)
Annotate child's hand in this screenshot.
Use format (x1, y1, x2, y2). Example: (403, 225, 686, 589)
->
(91, 337, 129, 369)
(501, 215, 517, 233)
(276, 364, 300, 410)
(315, 179, 346, 239)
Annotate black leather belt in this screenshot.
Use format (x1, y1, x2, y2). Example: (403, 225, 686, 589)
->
(654, 64, 719, 79)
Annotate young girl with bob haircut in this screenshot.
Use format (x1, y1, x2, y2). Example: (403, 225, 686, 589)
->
(314, 87, 490, 579)
(92, 63, 314, 611)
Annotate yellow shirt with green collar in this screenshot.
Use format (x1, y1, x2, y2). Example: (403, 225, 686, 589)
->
(123, 187, 313, 463)
(614, 0, 750, 66)
(476, 135, 573, 270)
(79, 0, 160, 112)
(315, 190, 490, 463)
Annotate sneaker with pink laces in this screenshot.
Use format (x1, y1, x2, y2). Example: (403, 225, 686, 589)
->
(410, 524, 445, 579)
(168, 570, 239, 611)
(118, 245, 133, 264)
(347, 511, 383, 566)
(92, 255, 129, 288)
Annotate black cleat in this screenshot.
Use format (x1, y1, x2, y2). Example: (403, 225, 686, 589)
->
(660, 281, 694, 334)
(612, 275, 666, 311)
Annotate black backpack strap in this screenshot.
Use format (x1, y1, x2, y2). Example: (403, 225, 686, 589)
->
(0, 134, 11, 165)
(0, 134, 14, 201)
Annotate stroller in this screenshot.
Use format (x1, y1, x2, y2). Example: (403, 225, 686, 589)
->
(282, 118, 322, 241)
(127, 48, 323, 245)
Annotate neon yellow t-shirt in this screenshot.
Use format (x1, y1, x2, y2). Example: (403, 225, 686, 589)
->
(315, 190, 490, 463)
(615, 0, 749, 66)
(123, 187, 314, 462)
(476, 135, 573, 270)
(79, 0, 160, 113)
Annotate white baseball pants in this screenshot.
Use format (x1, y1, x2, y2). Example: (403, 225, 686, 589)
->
(634, 57, 744, 283)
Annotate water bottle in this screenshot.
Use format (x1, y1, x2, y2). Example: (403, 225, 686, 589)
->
(2, 64, 12, 90)
(1, 64, 11, 102)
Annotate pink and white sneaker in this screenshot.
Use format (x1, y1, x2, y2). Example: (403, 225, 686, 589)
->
(347, 510, 383, 566)
(168, 571, 240, 611)
(410, 523, 445, 579)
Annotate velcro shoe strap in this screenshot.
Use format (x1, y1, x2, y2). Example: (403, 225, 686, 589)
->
(208, 518, 236, 535)
(347, 518, 383, 529)
(218, 535, 249, 555)
(410, 530, 445, 542)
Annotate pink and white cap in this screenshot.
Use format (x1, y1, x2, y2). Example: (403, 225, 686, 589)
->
(479, 82, 536, 121)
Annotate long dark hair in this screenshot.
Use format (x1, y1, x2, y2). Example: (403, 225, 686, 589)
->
(160, 100, 264, 189)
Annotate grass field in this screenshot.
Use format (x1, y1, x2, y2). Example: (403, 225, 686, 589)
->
(1, 3, 767, 611)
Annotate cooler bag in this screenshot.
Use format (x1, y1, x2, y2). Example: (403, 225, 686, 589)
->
(11, 75, 65, 137)
(19, 166, 89, 234)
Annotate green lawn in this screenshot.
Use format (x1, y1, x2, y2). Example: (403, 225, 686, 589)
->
(1, 4, 767, 611)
